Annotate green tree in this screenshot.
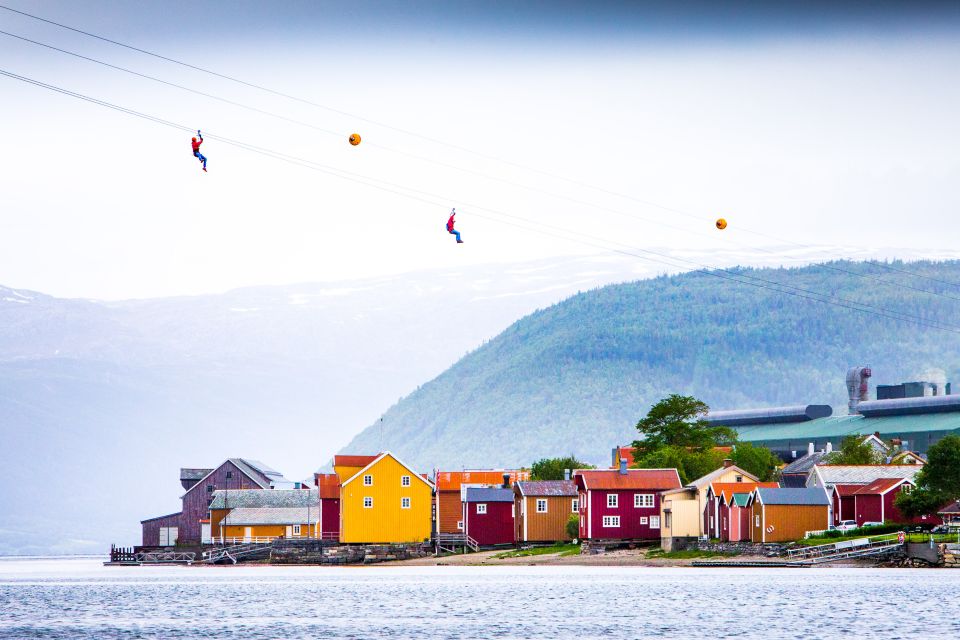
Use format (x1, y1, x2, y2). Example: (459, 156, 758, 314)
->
(566, 514, 580, 539)
(530, 456, 594, 481)
(632, 394, 735, 456)
(895, 435, 960, 518)
(730, 442, 782, 482)
(823, 434, 883, 465)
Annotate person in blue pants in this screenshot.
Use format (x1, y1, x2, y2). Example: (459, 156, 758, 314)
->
(446, 208, 463, 243)
(191, 130, 207, 172)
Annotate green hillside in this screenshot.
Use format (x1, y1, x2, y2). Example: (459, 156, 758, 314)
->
(340, 260, 960, 470)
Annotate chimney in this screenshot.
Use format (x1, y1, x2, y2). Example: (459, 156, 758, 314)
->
(846, 366, 872, 414)
(619, 459, 627, 475)
(564, 469, 571, 481)
(826, 442, 833, 453)
(722, 459, 733, 468)
(808, 442, 815, 456)
(502, 473, 511, 489)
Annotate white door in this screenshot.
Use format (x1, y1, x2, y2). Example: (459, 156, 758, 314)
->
(285, 525, 293, 538)
(201, 523, 211, 544)
(158, 527, 169, 547)
(169, 527, 178, 545)
(243, 527, 252, 543)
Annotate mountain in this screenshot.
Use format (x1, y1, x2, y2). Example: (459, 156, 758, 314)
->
(0, 254, 676, 555)
(340, 260, 960, 471)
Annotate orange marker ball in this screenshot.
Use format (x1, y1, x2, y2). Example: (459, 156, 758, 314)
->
(349, 133, 361, 146)
(716, 218, 727, 230)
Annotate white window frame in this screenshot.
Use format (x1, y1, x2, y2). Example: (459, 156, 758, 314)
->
(571, 499, 579, 513)
(650, 516, 660, 530)
(363, 496, 373, 509)
(401, 497, 411, 509)
(536, 499, 548, 513)
(292, 524, 301, 535)
(901, 484, 912, 494)
(457, 520, 463, 530)
(634, 493, 654, 508)
(639, 516, 648, 525)
(602, 515, 620, 528)
(476, 503, 487, 514)
(755, 515, 760, 527)
(401, 475, 411, 487)
(606, 493, 618, 508)
(363, 474, 373, 486)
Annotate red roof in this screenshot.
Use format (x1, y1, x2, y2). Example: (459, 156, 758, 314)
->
(574, 468, 682, 491)
(711, 482, 778, 503)
(833, 484, 862, 497)
(315, 473, 341, 499)
(435, 469, 530, 491)
(333, 454, 378, 468)
(852, 477, 912, 496)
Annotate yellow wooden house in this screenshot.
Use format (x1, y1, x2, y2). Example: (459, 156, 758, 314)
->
(337, 451, 433, 544)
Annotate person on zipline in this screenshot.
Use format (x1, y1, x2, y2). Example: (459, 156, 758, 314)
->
(446, 208, 463, 243)
(191, 130, 207, 172)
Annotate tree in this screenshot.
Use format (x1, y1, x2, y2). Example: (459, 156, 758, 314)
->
(632, 394, 735, 456)
(730, 442, 781, 482)
(823, 434, 883, 465)
(566, 514, 580, 540)
(530, 456, 594, 481)
(895, 435, 960, 518)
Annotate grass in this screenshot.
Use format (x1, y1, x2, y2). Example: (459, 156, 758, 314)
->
(798, 532, 958, 547)
(645, 548, 738, 559)
(493, 544, 581, 559)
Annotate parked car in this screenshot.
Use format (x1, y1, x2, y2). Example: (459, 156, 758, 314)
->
(860, 521, 884, 528)
(835, 520, 858, 532)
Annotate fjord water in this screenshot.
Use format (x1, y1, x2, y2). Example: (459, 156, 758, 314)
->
(1, 558, 956, 639)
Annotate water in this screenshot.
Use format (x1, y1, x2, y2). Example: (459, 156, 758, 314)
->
(0, 557, 957, 639)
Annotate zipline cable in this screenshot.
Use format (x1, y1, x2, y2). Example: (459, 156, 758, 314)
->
(4, 29, 960, 307)
(4, 67, 960, 337)
(3, 3, 958, 292)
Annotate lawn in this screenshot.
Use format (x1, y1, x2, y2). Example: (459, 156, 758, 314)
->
(493, 544, 581, 558)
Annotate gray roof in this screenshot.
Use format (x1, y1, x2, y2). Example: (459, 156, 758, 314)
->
(515, 480, 577, 497)
(232, 458, 296, 488)
(222, 507, 318, 526)
(939, 500, 960, 515)
(781, 452, 827, 475)
(811, 465, 921, 487)
(180, 468, 213, 481)
(464, 487, 514, 503)
(755, 488, 830, 506)
(209, 488, 319, 510)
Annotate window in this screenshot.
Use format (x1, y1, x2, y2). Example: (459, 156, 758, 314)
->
(755, 515, 760, 527)
(606, 494, 618, 508)
(457, 520, 463, 530)
(901, 484, 912, 494)
(735, 475, 743, 483)
(293, 524, 301, 535)
(665, 513, 672, 529)
(512, 504, 516, 518)
(650, 516, 660, 529)
(571, 499, 579, 513)
(401, 475, 411, 487)
(639, 516, 648, 525)
(401, 497, 411, 509)
(476, 503, 487, 514)
(363, 496, 373, 508)
(536, 499, 548, 513)
(602, 515, 620, 528)
(206, 485, 213, 493)
(634, 494, 654, 508)
(226, 471, 233, 479)
(363, 475, 373, 486)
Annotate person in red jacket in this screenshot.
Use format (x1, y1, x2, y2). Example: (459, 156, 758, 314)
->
(446, 208, 463, 243)
(191, 130, 207, 172)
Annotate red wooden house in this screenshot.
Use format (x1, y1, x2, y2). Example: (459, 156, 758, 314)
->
(314, 472, 341, 540)
(852, 478, 940, 526)
(719, 492, 754, 542)
(574, 462, 681, 541)
(831, 484, 860, 525)
(462, 487, 515, 546)
(710, 482, 778, 541)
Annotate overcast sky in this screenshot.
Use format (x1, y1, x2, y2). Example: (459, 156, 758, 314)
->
(1, 1, 958, 299)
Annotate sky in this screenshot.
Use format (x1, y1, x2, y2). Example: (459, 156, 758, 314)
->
(1, 1, 959, 299)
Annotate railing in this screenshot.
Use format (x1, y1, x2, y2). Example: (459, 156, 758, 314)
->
(787, 534, 903, 564)
(212, 533, 339, 545)
(434, 533, 479, 553)
(136, 550, 196, 564)
(109, 545, 137, 563)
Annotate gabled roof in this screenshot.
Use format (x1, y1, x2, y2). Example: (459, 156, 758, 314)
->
(711, 482, 778, 503)
(612, 446, 636, 468)
(753, 487, 830, 506)
(889, 451, 926, 465)
(334, 454, 379, 468)
(574, 468, 681, 491)
(140, 511, 182, 524)
(781, 452, 827, 475)
(852, 477, 913, 496)
(435, 469, 530, 491)
(222, 507, 318, 526)
(832, 484, 862, 497)
(811, 464, 921, 486)
(180, 468, 213, 481)
(729, 493, 751, 507)
(182, 458, 277, 497)
(938, 500, 960, 515)
(515, 480, 577, 497)
(209, 488, 319, 510)
(464, 487, 515, 503)
(340, 452, 434, 489)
